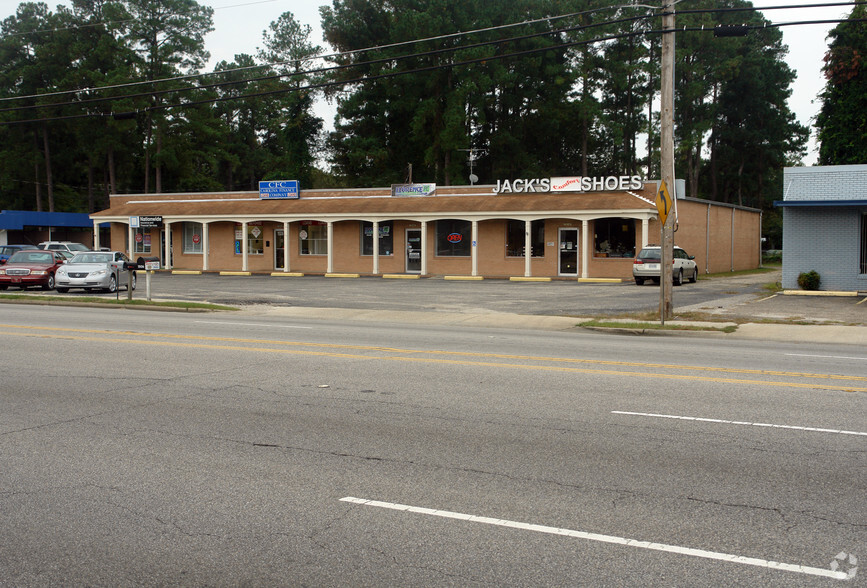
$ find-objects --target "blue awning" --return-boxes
[774,200,867,208]
[0,210,108,230]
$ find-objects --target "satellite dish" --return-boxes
[469,173,479,185]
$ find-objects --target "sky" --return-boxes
[2,0,854,165]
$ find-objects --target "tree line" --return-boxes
[1,0,861,246]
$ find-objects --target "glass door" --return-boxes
[406,229,422,273]
[274,229,285,270]
[559,228,579,275]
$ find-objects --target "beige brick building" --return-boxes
[90,180,761,280]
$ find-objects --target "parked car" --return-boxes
[0,244,31,264]
[633,245,698,285]
[55,251,136,293]
[37,241,91,255]
[0,249,66,290]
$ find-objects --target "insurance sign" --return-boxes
[259,180,300,200]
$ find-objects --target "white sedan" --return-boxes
[55,251,136,293]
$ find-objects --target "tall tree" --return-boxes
[815,4,867,165]
[121,0,213,192]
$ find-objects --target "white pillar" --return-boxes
[202,222,209,271]
[372,221,380,275]
[471,220,478,276]
[164,222,172,270]
[326,221,334,273]
[127,223,134,258]
[420,221,427,276]
[241,221,248,272]
[642,218,649,248]
[524,220,532,277]
[93,221,100,250]
[581,220,589,279]
[283,221,290,272]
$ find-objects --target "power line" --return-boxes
[1,0,858,108]
[0,2,648,104]
[0,9,658,115]
[1,4,863,125]
[5,14,863,127]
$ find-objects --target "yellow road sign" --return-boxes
[656,180,672,225]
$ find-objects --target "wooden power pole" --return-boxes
[659,1,675,322]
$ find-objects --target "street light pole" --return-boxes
[659,0,675,322]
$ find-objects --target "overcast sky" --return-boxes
[5,0,852,165]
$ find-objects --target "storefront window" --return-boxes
[435,219,471,257]
[361,221,394,256]
[506,220,545,257]
[300,223,327,255]
[594,218,635,258]
[184,222,203,254]
[234,223,263,255]
[133,227,151,254]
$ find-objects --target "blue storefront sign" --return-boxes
[259,180,300,200]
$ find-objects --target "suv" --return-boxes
[37,241,91,255]
[633,245,698,286]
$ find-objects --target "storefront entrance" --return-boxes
[274,229,285,270]
[559,228,579,276]
[406,229,422,273]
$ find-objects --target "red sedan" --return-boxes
[0,249,66,290]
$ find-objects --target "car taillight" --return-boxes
[633,259,643,265]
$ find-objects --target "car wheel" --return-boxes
[674,269,683,286]
[130,273,136,291]
[689,268,698,283]
[652,278,660,285]
[105,275,117,293]
[56,287,69,293]
[42,274,55,290]
[0,285,7,290]
[634,277,644,285]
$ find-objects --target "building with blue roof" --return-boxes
[775,165,867,292]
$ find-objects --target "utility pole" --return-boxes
[659,0,675,322]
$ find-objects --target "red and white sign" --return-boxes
[193,234,200,244]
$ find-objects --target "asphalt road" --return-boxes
[1,304,864,586]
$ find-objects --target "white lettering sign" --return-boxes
[494,176,643,194]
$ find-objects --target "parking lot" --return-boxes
[4,268,864,325]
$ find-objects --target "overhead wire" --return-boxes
[0,8,659,115]
[0,2,863,125]
[0,1,644,103]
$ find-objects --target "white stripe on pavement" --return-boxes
[611,411,867,437]
[339,497,848,580]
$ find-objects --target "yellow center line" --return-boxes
[3,326,866,393]
[2,323,865,382]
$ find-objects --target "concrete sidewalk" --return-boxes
[240,301,867,346]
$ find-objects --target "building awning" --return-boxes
[774,199,867,208]
[91,187,659,223]
[0,210,108,229]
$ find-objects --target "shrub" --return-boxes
[797,270,821,290]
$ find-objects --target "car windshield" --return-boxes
[71,253,112,264]
[68,243,90,251]
[9,251,53,264]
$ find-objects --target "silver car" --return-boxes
[55,251,136,293]
[633,245,698,286]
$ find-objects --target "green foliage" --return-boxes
[797,270,821,291]
[0,0,826,213]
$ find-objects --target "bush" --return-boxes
[797,270,821,290]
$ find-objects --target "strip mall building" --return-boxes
[90,177,761,280]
